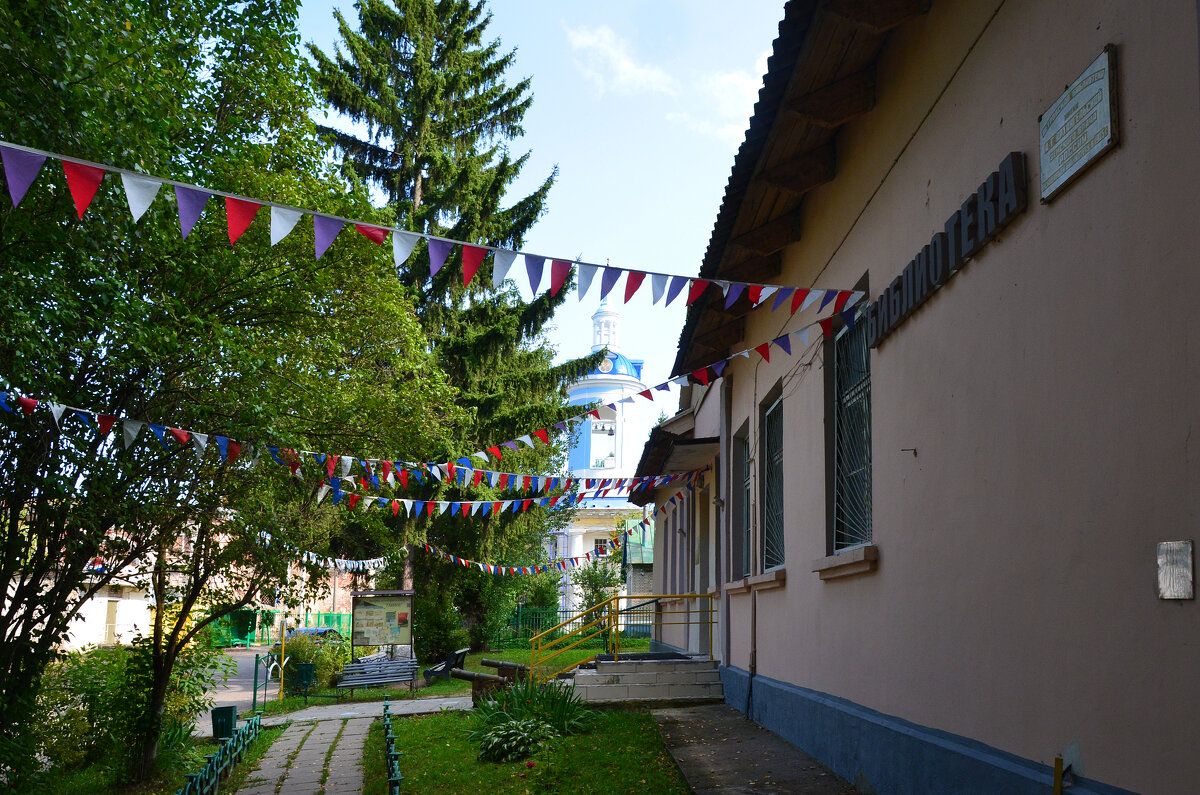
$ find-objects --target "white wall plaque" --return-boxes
[1038,46,1119,202]
[1157,540,1194,600]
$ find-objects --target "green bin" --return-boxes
[292,662,316,693]
[211,705,238,739]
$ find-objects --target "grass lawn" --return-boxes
[242,639,653,718]
[362,709,688,795]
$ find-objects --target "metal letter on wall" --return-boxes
[1039,45,1119,202]
[1157,540,1194,600]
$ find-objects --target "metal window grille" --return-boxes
[761,397,785,569]
[833,319,872,549]
[740,437,752,577]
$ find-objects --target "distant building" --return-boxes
[554,301,651,610]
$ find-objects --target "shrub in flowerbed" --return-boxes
[467,678,594,761]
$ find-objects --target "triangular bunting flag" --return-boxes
[121,173,161,222]
[686,279,710,306]
[532,429,550,445]
[623,270,646,303]
[123,420,144,448]
[1,145,46,207]
[355,223,389,245]
[754,343,771,362]
[175,185,211,239]
[314,215,344,260]
[48,403,66,427]
[62,161,106,218]
[225,197,261,244]
[600,267,621,300]
[772,287,795,311]
[462,245,487,286]
[651,273,667,304]
[774,335,792,356]
[692,367,711,386]
[147,423,169,449]
[550,259,571,296]
[818,290,836,312]
[665,275,688,306]
[192,432,208,461]
[712,360,727,378]
[840,307,857,330]
[14,396,37,415]
[427,238,453,277]
[271,206,302,245]
[724,283,746,309]
[818,316,836,339]
[524,254,545,292]
[168,427,190,445]
[393,230,420,270]
[789,288,810,314]
[746,285,763,305]
[800,290,822,313]
[576,263,598,299]
[492,249,517,287]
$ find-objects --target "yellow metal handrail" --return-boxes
[529,594,715,683]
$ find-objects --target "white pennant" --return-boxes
[517,434,534,448]
[492,249,517,287]
[715,280,731,297]
[393,231,420,269]
[847,290,866,307]
[192,432,208,461]
[317,483,330,504]
[121,174,162,222]
[48,402,66,428]
[270,206,302,245]
[472,452,489,463]
[758,286,778,305]
[438,502,451,516]
[650,273,667,304]
[795,327,810,347]
[247,443,261,468]
[123,420,144,448]
[800,290,822,312]
[340,456,353,478]
[576,263,598,299]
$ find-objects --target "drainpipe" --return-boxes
[746,588,757,717]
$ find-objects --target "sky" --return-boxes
[297,0,786,442]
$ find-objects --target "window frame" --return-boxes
[760,387,785,572]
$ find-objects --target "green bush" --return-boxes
[414,589,469,663]
[281,634,351,687]
[474,718,556,762]
[470,677,594,738]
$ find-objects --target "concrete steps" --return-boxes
[572,657,723,704]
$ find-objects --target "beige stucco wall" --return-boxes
[715,1,1200,791]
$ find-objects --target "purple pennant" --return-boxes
[427,238,453,276]
[771,287,795,311]
[553,421,567,431]
[524,254,545,292]
[174,185,211,239]
[818,290,836,312]
[502,440,519,450]
[665,275,689,306]
[712,360,727,377]
[313,215,344,260]
[840,307,857,330]
[600,267,622,300]
[773,335,792,356]
[0,146,47,207]
[724,283,746,309]
[655,382,670,391]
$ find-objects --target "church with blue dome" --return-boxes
[551,301,653,609]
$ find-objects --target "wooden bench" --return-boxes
[423,647,469,684]
[336,658,419,694]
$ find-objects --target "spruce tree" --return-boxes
[310,0,599,655]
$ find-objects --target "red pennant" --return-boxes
[472,469,483,487]
[225,197,261,244]
[381,460,392,481]
[493,502,502,514]
[550,259,572,296]
[426,502,436,516]
[62,161,106,218]
[461,503,471,517]
[391,500,400,516]
[550,495,561,507]
[227,441,241,464]
[747,286,764,304]
[522,476,531,491]
[686,279,710,306]
[168,427,190,445]
[637,389,653,400]
[691,367,711,386]
[754,343,771,362]
[818,317,836,339]
[462,245,487,286]
[326,455,338,479]
[498,473,510,489]
[355,224,389,245]
[587,409,600,419]
[522,499,532,512]
[360,476,370,491]
[284,449,301,476]
[486,445,502,460]
[623,271,646,303]
[833,290,852,313]
[15,396,37,415]
[564,479,574,490]
[399,469,409,488]
[532,429,550,445]
[97,415,117,436]
[447,461,456,480]
[791,288,810,314]
[347,493,361,510]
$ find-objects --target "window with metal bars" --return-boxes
[760,395,785,570]
[730,428,751,579]
[832,319,872,550]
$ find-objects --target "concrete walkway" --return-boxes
[233,697,472,794]
[653,703,857,794]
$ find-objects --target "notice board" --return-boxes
[351,591,413,647]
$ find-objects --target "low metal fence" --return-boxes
[382,698,404,794]
[175,710,263,795]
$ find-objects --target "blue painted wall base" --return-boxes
[719,666,1134,795]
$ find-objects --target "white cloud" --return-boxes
[564,24,676,95]
[667,49,771,148]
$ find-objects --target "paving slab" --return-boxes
[653,703,857,795]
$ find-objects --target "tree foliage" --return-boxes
[0,0,460,782]
[310,0,602,647]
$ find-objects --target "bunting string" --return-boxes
[0,140,863,313]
